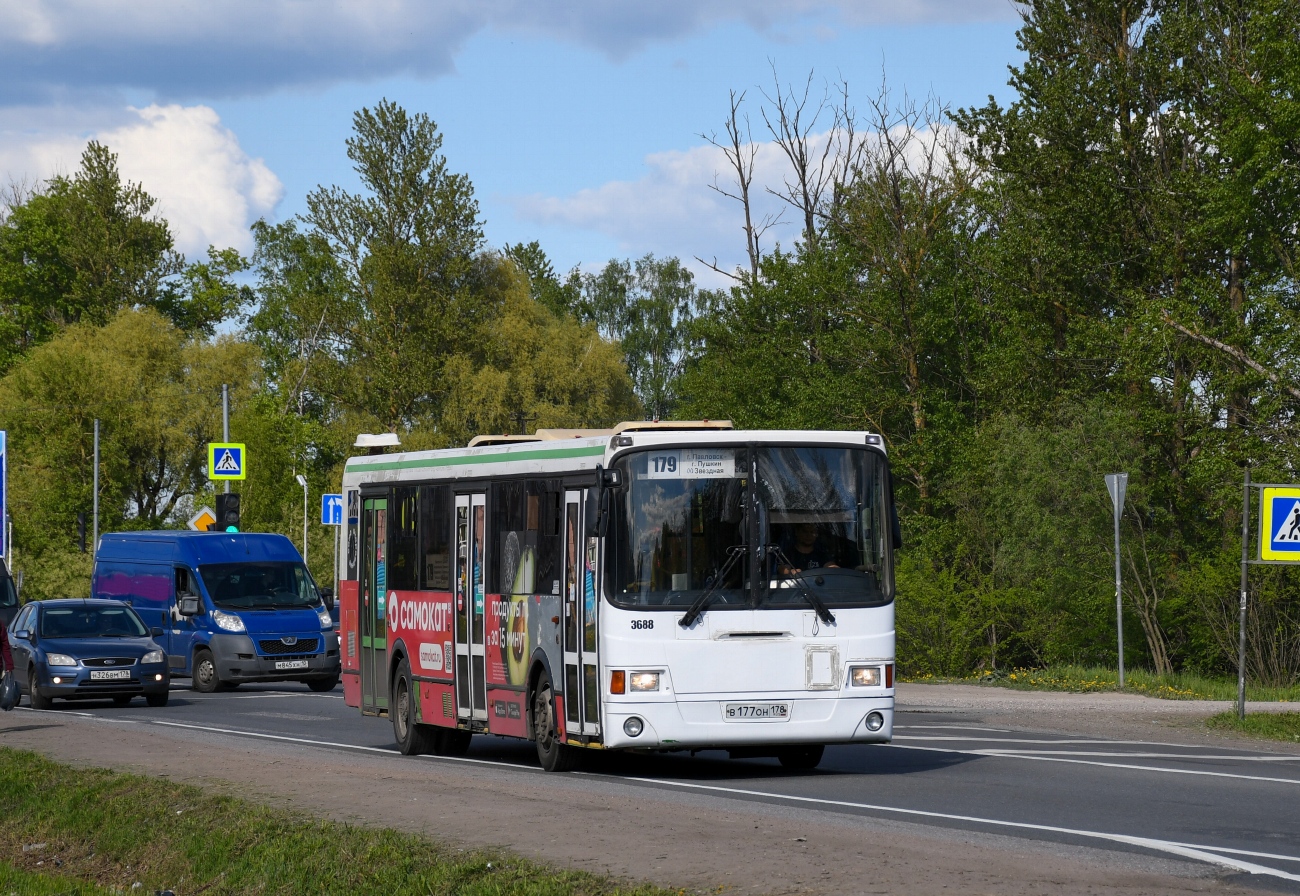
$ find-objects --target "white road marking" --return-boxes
[887,744,1300,785]
[611,775,1300,883]
[895,725,1012,733]
[894,735,1292,753]
[149,720,535,773]
[984,749,1300,761]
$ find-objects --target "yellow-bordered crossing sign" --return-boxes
[1260,487,1300,561]
[208,443,246,481]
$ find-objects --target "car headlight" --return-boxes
[316,605,333,629]
[629,671,660,692]
[211,609,246,632]
[849,665,882,687]
[47,653,77,667]
[142,649,165,664]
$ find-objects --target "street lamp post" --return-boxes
[295,474,308,564]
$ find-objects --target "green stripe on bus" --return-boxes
[345,444,605,472]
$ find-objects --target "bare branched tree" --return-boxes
[759,67,843,250]
[699,90,782,283]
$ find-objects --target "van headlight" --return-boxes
[629,672,660,692]
[316,605,333,629]
[849,665,882,687]
[47,653,77,667]
[143,649,165,664]
[211,609,246,632]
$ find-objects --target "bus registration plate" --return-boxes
[275,660,309,670]
[725,702,789,721]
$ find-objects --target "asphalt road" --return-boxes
[14,682,1300,892]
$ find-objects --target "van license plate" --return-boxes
[90,670,131,680]
[724,702,790,721]
[275,659,309,671]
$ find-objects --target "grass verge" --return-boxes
[904,665,1300,702]
[1207,711,1300,743]
[0,747,678,896]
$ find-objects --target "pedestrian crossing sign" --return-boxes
[208,443,246,481]
[1260,487,1300,561]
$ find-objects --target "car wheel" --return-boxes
[306,674,340,692]
[145,691,169,708]
[27,666,51,710]
[391,657,435,755]
[777,744,824,770]
[432,727,472,756]
[112,695,133,706]
[192,649,221,693]
[532,671,578,772]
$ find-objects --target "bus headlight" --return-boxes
[623,716,644,737]
[865,711,885,731]
[629,671,660,692]
[849,665,882,687]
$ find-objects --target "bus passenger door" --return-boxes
[360,497,388,714]
[563,491,600,737]
[455,493,488,722]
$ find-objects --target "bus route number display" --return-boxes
[646,448,736,479]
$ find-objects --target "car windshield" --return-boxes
[40,605,148,638]
[199,562,320,610]
[607,444,894,611]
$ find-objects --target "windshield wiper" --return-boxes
[767,546,836,625]
[679,545,747,628]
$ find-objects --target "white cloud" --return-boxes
[0,104,283,257]
[0,1,1016,103]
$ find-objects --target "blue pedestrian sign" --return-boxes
[321,493,344,526]
[208,443,246,481]
[0,430,7,559]
[1261,487,1300,562]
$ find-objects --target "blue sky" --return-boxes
[0,1,1025,285]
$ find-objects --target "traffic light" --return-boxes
[216,493,241,532]
[77,513,87,553]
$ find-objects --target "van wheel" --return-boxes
[532,671,578,772]
[433,728,472,757]
[391,657,435,755]
[777,744,824,770]
[306,674,339,692]
[192,649,221,693]
[28,667,51,710]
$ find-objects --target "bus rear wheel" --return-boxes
[532,672,578,772]
[777,744,824,770]
[392,657,435,755]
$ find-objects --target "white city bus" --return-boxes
[337,421,898,771]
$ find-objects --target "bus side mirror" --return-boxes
[888,470,902,550]
[586,464,616,537]
[320,587,335,610]
[178,595,201,617]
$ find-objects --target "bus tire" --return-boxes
[192,649,221,693]
[532,671,578,772]
[434,728,472,756]
[391,657,435,756]
[777,744,824,770]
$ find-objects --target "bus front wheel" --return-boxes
[532,671,578,772]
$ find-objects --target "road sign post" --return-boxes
[0,430,7,564]
[1105,473,1128,688]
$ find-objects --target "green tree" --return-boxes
[0,309,259,599]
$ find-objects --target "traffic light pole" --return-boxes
[222,385,230,496]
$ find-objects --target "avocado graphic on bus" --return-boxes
[507,547,534,685]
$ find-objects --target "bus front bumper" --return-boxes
[600,694,894,750]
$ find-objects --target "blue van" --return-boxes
[92,532,340,692]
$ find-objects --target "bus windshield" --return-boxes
[199,562,321,610]
[607,445,894,611]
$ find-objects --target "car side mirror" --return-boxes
[151,627,165,637]
[178,595,201,617]
[13,629,29,641]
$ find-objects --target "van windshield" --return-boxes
[199,562,320,610]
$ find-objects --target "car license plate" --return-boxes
[275,659,309,671]
[724,702,790,721]
[90,669,131,681]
